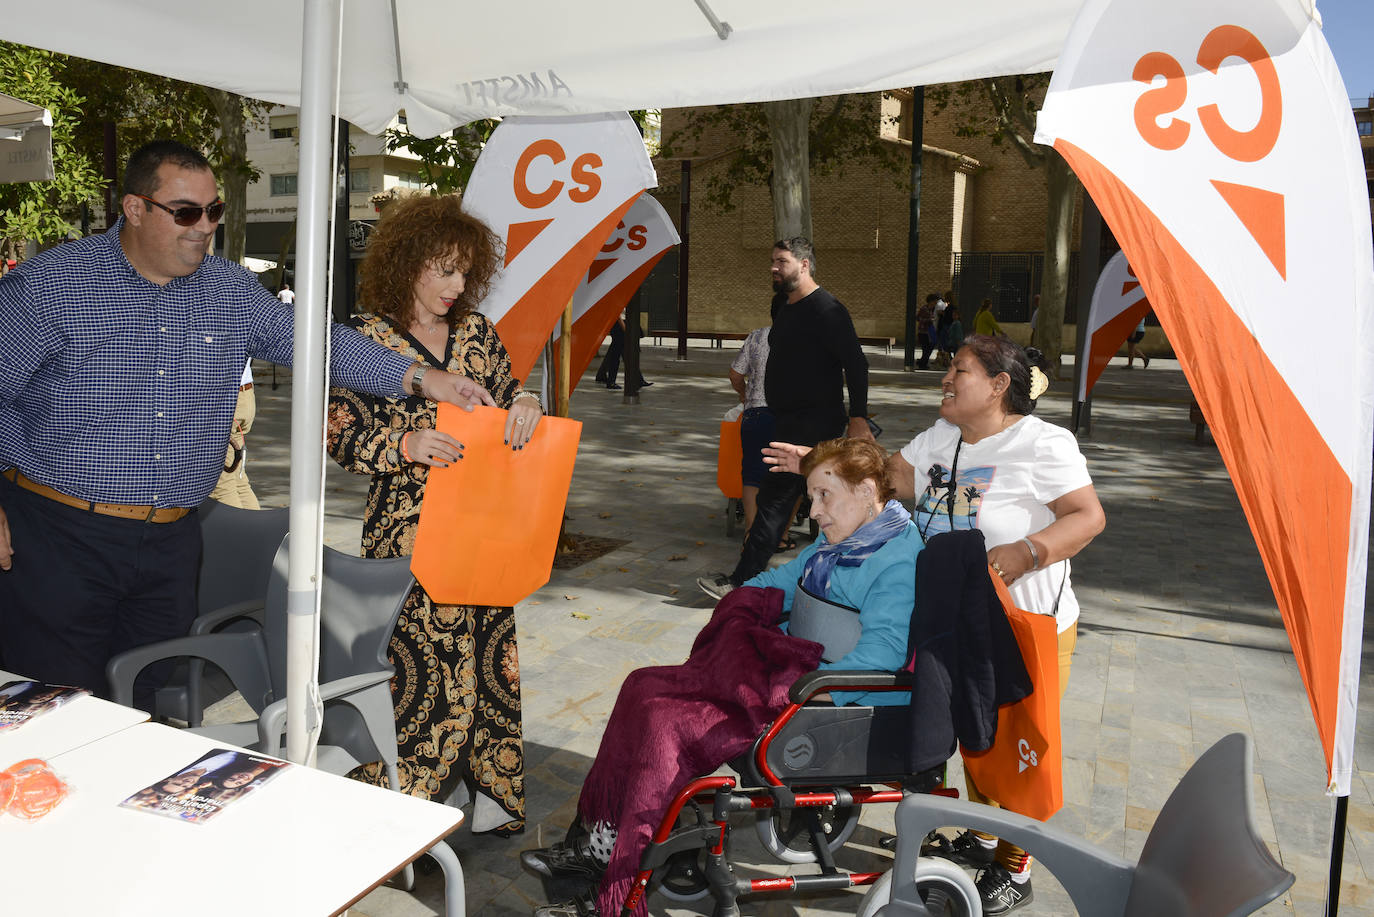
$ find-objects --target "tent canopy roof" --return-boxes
[0,92,51,140]
[0,0,1089,137]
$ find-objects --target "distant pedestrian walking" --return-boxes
[1126,317,1150,368]
[974,298,1003,337]
[594,312,651,390]
[916,293,937,369]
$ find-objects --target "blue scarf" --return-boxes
[800,500,912,597]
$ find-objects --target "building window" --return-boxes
[270,173,298,196]
[639,110,662,156]
[1357,119,1372,137]
[880,90,912,142]
[349,169,370,193]
[269,114,298,140]
[395,171,425,190]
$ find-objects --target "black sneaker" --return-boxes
[921,829,996,869]
[520,840,606,884]
[697,573,736,600]
[976,863,1033,915]
[533,888,600,916]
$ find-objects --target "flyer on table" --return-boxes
[120,747,288,824]
[0,681,88,732]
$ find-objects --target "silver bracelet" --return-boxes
[1020,536,1040,570]
[511,390,542,409]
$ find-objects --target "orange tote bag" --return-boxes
[959,567,1063,821]
[716,417,744,500]
[412,404,581,607]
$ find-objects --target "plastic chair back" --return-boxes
[196,500,290,617]
[263,538,411,694]
[263,536,413,766]
[1122,733,1294,917]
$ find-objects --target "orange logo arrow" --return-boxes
[504,218,555,267]
[1210,180,1286,279]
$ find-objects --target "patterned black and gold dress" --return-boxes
[326,310,526,835]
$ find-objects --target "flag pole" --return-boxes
[558,297,573,417]
[1326,794,1348,916]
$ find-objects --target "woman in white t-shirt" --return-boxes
[765,334,1104,914]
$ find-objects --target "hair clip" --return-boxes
[1029,365,1050,400]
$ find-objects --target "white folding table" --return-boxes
[0,722,464,916]
[0,670,150,762]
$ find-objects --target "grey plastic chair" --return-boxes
[868,733,1293,917]
[149,500,290,725]
[107,536,466,916]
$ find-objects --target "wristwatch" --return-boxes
[409,364,429,397]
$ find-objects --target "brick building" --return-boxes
[647,86,1084,348]
[1357,96,1373,224]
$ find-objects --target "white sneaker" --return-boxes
[697,573,736,600]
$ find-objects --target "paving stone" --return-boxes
[234,349,1372,916]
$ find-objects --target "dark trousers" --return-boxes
[0,474,201,701]
[728,469,807,585]
[917,331,933,369]
[595,324,625,384]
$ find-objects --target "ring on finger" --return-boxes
[515,417,525,424]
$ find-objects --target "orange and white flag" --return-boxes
[1038,0,1374,794]
[1076,250,1151,403]
[464,112,656,381]
[551,194,680,392]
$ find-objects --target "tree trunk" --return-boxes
[762,98,814,241]
[1038,150,1077,378]
[205,88,248,265]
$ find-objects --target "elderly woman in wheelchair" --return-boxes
[522,437,942,916]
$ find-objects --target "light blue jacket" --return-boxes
[746,523,922,705]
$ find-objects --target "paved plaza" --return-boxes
[235,340,1374,916]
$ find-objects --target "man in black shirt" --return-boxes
[699,238,873,599]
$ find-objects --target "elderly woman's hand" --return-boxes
[762,441,812,475]
[504,396,543,450]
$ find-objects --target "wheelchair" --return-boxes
[616,667,981,917]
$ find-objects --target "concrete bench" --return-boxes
[648,330,748,348]
[649,330,896,353]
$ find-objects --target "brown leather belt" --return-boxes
[239,382,254,392]
[1,468,192,523]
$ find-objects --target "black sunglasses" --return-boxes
[134,194,226,227]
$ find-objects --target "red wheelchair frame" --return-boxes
[617,669,955,916]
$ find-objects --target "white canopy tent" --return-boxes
[3,5,1370,910]
[0,2,1087,138]
[0,92,53,184]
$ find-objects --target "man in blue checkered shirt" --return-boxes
[0,140,497,701]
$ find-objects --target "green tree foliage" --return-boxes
[0,44,104,258]
[928,75,1078,375]
[380,111,656,200]
[660,95,905,238]
[381,120,499,196]
[0,43,268,264]
[61,57,269,264]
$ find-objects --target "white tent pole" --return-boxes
[286,0,343,766]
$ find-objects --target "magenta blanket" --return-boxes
[577,586,824,916]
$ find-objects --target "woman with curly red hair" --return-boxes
[327,193,542,836]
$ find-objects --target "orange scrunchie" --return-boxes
[1,758,68,819]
